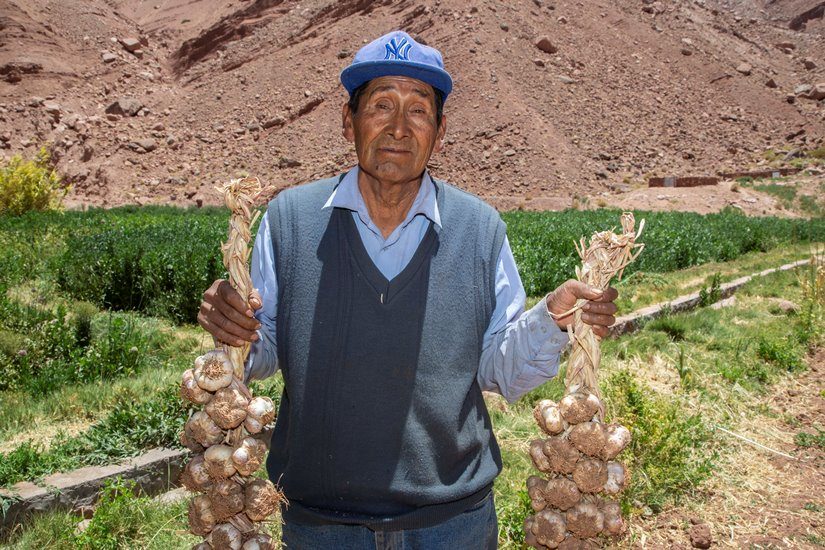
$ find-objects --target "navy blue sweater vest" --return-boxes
[265,175,507,530]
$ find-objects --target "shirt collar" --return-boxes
[322,166,442,229]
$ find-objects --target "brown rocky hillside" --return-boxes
[0,0,823,210]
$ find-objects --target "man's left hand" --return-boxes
[546,280,619,338]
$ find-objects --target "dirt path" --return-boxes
[628,348,825,549]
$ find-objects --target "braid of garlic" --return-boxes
[218,176,262,380]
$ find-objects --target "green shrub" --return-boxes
[602,370,716,513]
[3,206,824,324]
[0,298,161,395]
[0,147,67,215]
[756,336,803,373]
[53,210,230,324]
[74,478,160,550]
[698,273,722,307]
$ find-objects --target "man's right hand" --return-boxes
[198,279,262,347]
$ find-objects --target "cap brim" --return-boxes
[340,60,453,99]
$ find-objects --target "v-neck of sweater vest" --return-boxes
[340,207,438,306]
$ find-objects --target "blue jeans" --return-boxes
[281,492,498,549]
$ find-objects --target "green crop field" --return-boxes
[0,206,823,548]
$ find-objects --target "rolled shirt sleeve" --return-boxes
[244,213,280,383]
[477,237,569,403]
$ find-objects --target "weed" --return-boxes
[795,427,825,450]
[646,315,687,341]
[674,345,694,388]
[752,183,797,208]
[602,370,716,513]
[756,337,803,373]
[74,478,155,550]
[699,273,722,307]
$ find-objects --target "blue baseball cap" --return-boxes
[340,30,453,100]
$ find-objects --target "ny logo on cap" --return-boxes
[384,37,412,61]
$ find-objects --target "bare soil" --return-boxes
[626,347,825,549]
[0,0,823,212]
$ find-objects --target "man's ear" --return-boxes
[342,103,355,143]
[433,114,447,154]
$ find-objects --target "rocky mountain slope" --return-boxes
[1,0,823,209]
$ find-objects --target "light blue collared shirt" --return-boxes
[245,167,568,402]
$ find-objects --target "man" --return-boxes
[198,30,618,549]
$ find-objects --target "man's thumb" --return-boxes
[568,280,603,300]
[248,289,263,310]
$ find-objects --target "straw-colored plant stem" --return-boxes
[219,177,262,381]
[557,213,644,410]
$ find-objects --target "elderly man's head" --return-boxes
[340,31,452,186]
[342,75,446,187]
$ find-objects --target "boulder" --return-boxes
[105,97,143,117]
[794,84,812,95]
[128,138,157,153]
[119,37,141,53]
[735,63,752,76]
[803,83,825,101]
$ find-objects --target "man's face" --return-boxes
[342,76,447,187]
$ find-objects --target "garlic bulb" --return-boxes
[205,387,249,429]
[601,500,625,536]
[194,350,234,392]
[181,368,213,405]
[204,444,237,479]
[572,458,608,494]
[208,523,243,550]
[244,396,276,434]
[209,479,245,522]
[188,411,225,447]
[180,454,212,493]
[529,439,552,473]
[601,424,631,460]
[565,502,604,539]
[244,479,282,522]
[533,400,566,435]
[242,534,274,550]
[231,437,267,476]
[188,494,216,536]
[603,461,627,495]
[532,509,567,548]
[569,422,607,457]
[180,422,205,453]
[559,392,601,425]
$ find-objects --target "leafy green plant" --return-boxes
[674,345,693,388]
[74,478,160,550]
[602,370,716,513]
[795,427,825,450]
[503,209,825,297]
[0,147,67,215]
[756,337,803,373]
[698,273,722,307]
